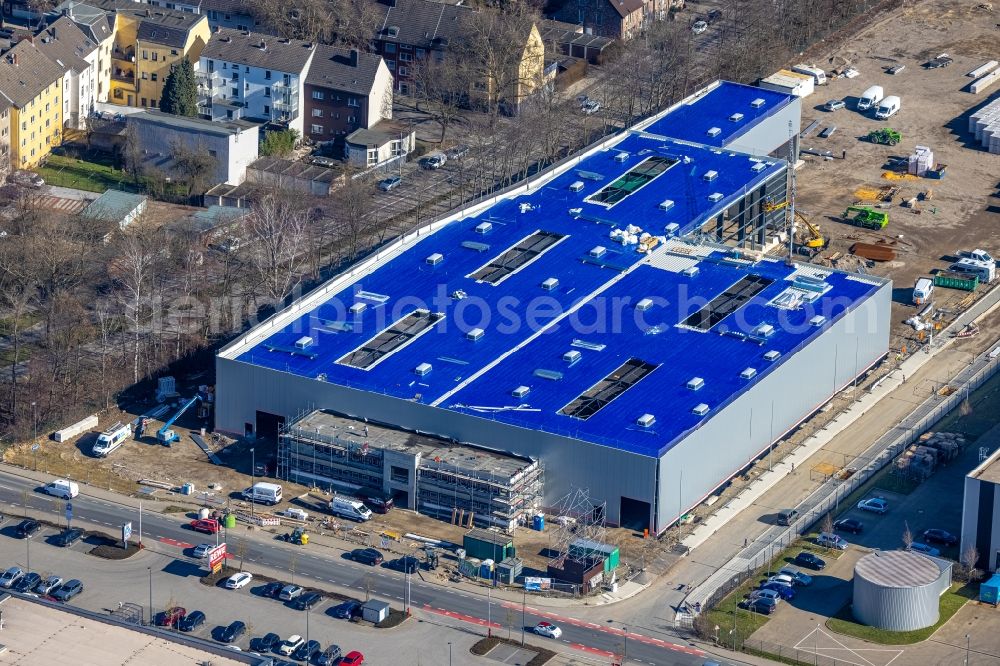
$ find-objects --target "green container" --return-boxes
[934,272,978,291]
[223,513,237,529]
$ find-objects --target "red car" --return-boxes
[339,652,364,666]
[155,606,186,627]
[189,519,220,534]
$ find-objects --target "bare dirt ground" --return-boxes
[793,0,1000,354]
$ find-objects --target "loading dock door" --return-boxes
[255,411,285,441]
[620,496,651,533]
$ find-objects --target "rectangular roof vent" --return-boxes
[636,297,654,311]
[764,350,781,362]
[563,350,582,365]
[708,192,724,203]
[756,323,775,337]
[636,413,655,428]
[512,385,530,398]
[729,112,745,122]
[569,181,585,192]
[295,336,313,349]
[475,222,492,234]
[589,246,607,258]
[703,170,718,182]
[349,302,367,315]
[810,315,827,327]
[534,368,564,381]
[681,265,700,277]
[740,367,758,379]
[462,241,490,252]
[692,403,710,416]
[658,199,675,211]
[414,362,432,376]
[707,127,722,137]
[665,222,680,236]
[751,97,766,108]
[686,377,705,391]
[751,162,767,173]
[614,152,630,163]
[466,327,484,341]
[426,252,443,266]
[541,277,559,290]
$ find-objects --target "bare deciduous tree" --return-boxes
[959,544,982,583]
[902,521,914,550]
[107,224,160,384]
[820,512,833,535]
[243,191,309,302]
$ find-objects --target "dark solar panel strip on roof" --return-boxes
[560,358,657,420]
[469,230,565,285]
[337,309,444,369]
[586,156,677,208]
[679,275,773,331]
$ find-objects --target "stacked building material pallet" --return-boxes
[969,98,1000,153]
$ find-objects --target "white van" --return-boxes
[874,95,901,119]
[913,278,933,305]
[856,85,884,111]
[43,479,79,500]
[329,497,373,522]
[792,64,827,86]
[241,482,282,505]
[92,421,131,457]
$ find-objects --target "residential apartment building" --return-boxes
[35,18,101,129]
[200,0,258,31]
[371,0,544,110]
[60,0,115,102]
[198,28,315,135]
[0,40,64,168]
[303,45,392,148]
[0,100,11,177]
[549,0,665,39]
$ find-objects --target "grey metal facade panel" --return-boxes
[726,96,803,157]
[654,279,891,532]
[960,476,982,568]
[216,356,656,525]
[852,562,948,631]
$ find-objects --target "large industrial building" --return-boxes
[961,447,1000,572]
[216,81,891,534]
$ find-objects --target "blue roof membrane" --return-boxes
[643,81,794,148]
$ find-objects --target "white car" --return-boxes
[533,621,562,639]
[778,567,812,586]
[581,100,600,115]
[691,20,708,34]
[224,572,253,589]
[192,543,214,559]
[278,635,304,656]
[857,498,888,514]
[766,574,794,588]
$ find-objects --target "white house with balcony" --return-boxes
[196,28,315,135]
[35,17,102,129]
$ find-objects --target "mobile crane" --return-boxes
[157,395,202,446]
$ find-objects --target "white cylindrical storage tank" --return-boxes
[199,507,211,520]
[852,550,952,631]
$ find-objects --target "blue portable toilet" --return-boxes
[981,573,1000,605]
[532,514,545,531]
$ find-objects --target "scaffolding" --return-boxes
[547,487,608,568]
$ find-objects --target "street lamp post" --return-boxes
[622,625,628,664]
[147,567,153,625]
[521,587,526,646]
[448,642,452,666]
[965,633,971,665]
[487,585,492,638]
[31,402,37,471]
[249,448,255,521]
[306,604,310,644]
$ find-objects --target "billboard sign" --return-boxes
[208,543,227,574]
[121,521,132,549]
[524,577,551,591]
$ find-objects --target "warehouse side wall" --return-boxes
[961,473,1000,572]
[654,279,891,533]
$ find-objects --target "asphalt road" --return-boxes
[0,469,712,666]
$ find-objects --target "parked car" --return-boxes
[16,519,41,538]
[315,644,343,666]
[35,575,62,596]
[378,176,401,192]
[339,651,365,666]
[833,518,864,534]
[178,610,206,632]
[53,528,84,547]
[745,597,778,615]
[279,584,304,601]
[309,156,339,168]
[262,581,286,598]
[395,556,420,574]
[293,640,322,661]
[351,548,384,566]
[155,607,187,628]
[761,582,795,600]
[909,542,941,556]
[581,100,600,115]
[824,99,846,111]
[794,551,827,570]
[51,579,83,601]
[220,620,246,643]
[747,588,781,604]
[691,19,708,34]
[446,145,470,160]
[922,528,958,546]
[0,567,24,588]
[7,169,44,188]
[816,532,849,550]
[13,572,41,593]
[192,543,214,559]
[291,592,323,611]
[330,600,360,619]
[253,632,281,652]
[857,498,888,514]
[778,567,813,586]
[776,508,799,526]
[189,519,220,534]
[278,635,304,656]
[533,621,562,639]
[224,572,253,589]
[419,153,447,170]
[766,574,795,588]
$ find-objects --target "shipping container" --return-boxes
[933,271,979,291]
[758,70,815,98]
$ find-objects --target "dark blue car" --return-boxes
[761,582,795,600]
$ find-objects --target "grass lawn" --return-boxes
[0,312,41,336]
[826,582,977,644]
[36,154,133,193]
